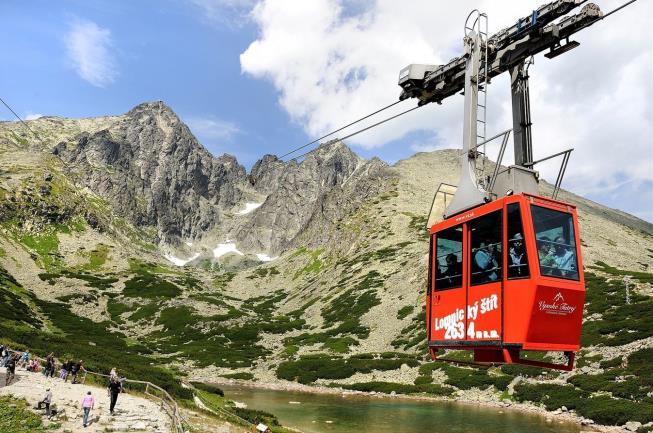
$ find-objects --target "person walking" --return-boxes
[4,354,16,385]
[107,376,122,415]
[37,388,53,416]
[71,360,85,384]
[59,360,69,380]
[18,349,29,368]
[0,345,10,367]
[80,390,95,427]
[44,352,54,378]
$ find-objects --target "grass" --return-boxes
[39,270,119,290]
[293,248,325,279]
[213,272,235,289]
[190,382,224,396]
[123,269,182,298]
[441,364,512,391]
[0,395,57,433]
[247,266,280,279]
[589,261,653,284]
[0,269,190,399]
[19,231,61,271]
[276,354,419,384]
[129,301,161,321]
[0,265,42,329]
[320,270,383,338]
[396,305,414,320]
[513,383,653,425]
[582,273,653,347]
[82,244,110,271]
[391,305,426,350]
[107,300,132,323]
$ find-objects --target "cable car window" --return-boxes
[531,205,579,280]
[507,203,529,279]
[470,211,502,285]
[435,225,463,290]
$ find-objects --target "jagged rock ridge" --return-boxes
[49,102,247,244]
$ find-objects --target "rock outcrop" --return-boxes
[51,102,247,244]
[236,140,392,254]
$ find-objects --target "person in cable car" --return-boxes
[441,253,462,288]
[537,237,556,268]
[553,235,576,277]
[473,242,500,283]
[508,233,527,278]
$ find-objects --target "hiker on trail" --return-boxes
[0,345,9,367]
[4,354,17,385]
[107,376,123,415]
[27,359,41,373]
[71,360,85,384]
[81,390,95,427]
[19,349,29,368]
[44,353,55,378]
[37,388,53,416]
[60,360,72,381]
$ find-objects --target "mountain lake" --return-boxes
[219,383,581,433]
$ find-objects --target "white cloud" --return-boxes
[25,113,43,120]
[241,0,653,218]
[186,116,240,141]
[64,19,118,87]
[188,0,256,27]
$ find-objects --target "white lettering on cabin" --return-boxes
[454,211,475,223]
[434,308,465,339]
[538,292,577,316]
[467,302,478,320]
[480,294,498,314]
[436,294,500,340]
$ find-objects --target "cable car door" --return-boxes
[431,224,467,342]
[466,211,502,342]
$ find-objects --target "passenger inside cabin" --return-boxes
[442,253,462,288]
[508,233,527,277]
[473,242,499,282]
[537,237,556,268]
[553,235,576,276]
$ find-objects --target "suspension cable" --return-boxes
[280,99,407,159]
[0,96,47,147]
[290,103,423,162]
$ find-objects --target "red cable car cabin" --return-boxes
[426,193,585,370]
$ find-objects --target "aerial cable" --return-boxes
[0,95,47,147]
[280,99,406,159]
[289,103,423,162]
[600,0,637,20]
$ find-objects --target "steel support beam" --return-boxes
[510,61,533,167]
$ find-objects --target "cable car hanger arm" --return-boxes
[399,0,637,106]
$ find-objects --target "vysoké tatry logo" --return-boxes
[538,291,576,316]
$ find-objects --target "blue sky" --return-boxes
[1,1,651,221]
[0,0,309,167]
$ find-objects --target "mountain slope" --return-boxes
[1,103,652,430]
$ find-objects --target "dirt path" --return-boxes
[0,367,171,433]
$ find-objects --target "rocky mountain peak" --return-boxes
[126,100,178,118]
[0,101,389,258]
[50,101,248,244]
[234,140,391,254]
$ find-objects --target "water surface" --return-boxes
[220,383,580,433]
